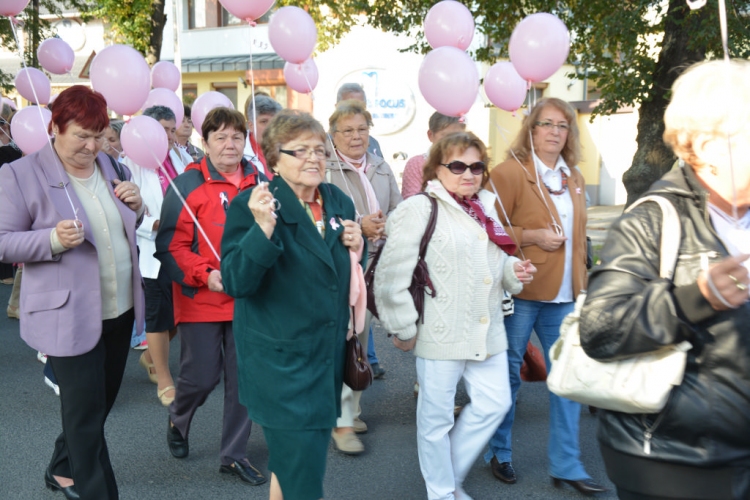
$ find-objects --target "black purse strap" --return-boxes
[416,193,438,262]
[107,154,127,182]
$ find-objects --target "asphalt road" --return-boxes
[0,281,619,500]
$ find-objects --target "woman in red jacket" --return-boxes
[155,107,267,487]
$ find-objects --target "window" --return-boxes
[523,83,548,109]
[213,83,238,109]
[188,0,272,29]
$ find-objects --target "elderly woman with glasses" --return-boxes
[374,131,535,500]
[482,98,606,496]
[221,109,363,500]
[325,98,402,454]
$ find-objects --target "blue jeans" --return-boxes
[483,298,589,480]
[367,326,379,365]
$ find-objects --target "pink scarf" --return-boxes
[450,192,517,256]
[348,247,366,340]
[337,151,381,215]
[158,155,179,195]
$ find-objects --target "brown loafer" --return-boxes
[490,457,517,484]
[552,477,608,495]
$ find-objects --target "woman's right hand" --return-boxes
[392,335,417,352]
[56,219,85,249]
[525,226,567,251]
[697,254,750,310]
[361,210,386,241]
[249,182,276,239]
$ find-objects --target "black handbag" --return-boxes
[365,193,438,324]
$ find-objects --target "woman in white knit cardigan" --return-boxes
[374,132,535,500]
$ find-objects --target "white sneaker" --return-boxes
[37,351,47,364]
[44,376,60,396]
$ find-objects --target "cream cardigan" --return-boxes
[374,180,523,361]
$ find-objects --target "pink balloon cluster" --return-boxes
[37,38,75,75]
[268,7,318,93]
[191,91,234,134]
[15,67,50,105]
[90,44,151,116]
[11,106,51,154]
[418,46,479,117]
[0,0,30,17]
[423,1,474,50]
[218,0,274,22]
[121,115,169,172]
[509,13,570,83]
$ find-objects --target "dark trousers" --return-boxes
[170,321,252,464]
[47,309,135,500]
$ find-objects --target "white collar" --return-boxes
[532,151,570,179]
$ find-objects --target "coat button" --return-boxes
[479,233,487,240]
[330,285,338,292]
[328,321,335,327]
[484,277,492,284]
[325,359,332,365]
[480,317,488,324]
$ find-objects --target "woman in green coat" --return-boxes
[221,109,364,500]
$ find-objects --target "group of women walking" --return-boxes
[1,57,749,500]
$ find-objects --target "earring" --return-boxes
[710,164,718,175]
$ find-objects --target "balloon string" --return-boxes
[301,65,315,99]
[150,151,221,263]
[716,0,738,224]
[248,24,257,141]
[7,17,79,223]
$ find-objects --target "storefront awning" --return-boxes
[172,54,285,74]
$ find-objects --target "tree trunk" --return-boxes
[31,0,39,67]
[146,0,167,66]
[623,0,707,205]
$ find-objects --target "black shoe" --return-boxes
[552,477,608,496]
[167,419,189,458]
[371,363,386,379]
[490,457,517,484]
[219,460,267,486]
[45,467,80,500]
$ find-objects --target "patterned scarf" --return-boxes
[451,192,517,256]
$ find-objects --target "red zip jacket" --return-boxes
[155,157,264,324]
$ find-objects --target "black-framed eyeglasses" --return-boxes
[535,121,570,132]
[280,147,329,160]
[440,161,486,175]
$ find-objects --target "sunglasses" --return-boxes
[440,161,486,175]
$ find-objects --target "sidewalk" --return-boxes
[587,204,624,246]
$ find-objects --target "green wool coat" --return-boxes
[221,176,363,430]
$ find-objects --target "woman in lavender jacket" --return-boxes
[0,86,145,500]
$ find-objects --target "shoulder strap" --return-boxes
[416,193,438,261]
[626,195,681,280]
[106,154,127,182]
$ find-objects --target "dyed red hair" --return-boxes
[49,85,109,135]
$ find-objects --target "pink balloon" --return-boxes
[268,6,317,64]
[14,67,50,105]
[0,0,30,16]
[509,13,570,83]
[151,61,181,92]
[121,115,168,171]
[142,88,184,125]
[90,44,151,116]
[283,59,318,94]
[191,91,234,134]
[424,0,474,50]
[10,106,51,155]
[418,47,479,117]
[218,0,274,22]
[37,38,75,75]
[2,97,16,111]
[484,62,528,112]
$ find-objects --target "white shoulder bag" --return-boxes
[546,195,693,414]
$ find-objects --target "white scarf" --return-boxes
[337,150,381,215]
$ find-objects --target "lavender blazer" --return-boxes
[0,143,145,356]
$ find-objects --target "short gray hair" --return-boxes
[108,119,125,137]
[245,94,282,121]
[336,82,366,103]
[143,105,176,123]
[428,112,463,134]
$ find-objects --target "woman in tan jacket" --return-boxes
[482,98,606,496]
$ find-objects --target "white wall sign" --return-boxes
[337,68,416,136]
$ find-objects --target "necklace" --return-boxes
[544,170,568,196]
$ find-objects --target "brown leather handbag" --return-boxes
[365,193,438,324]
[520,342,547,382]
[344,333,372,391]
